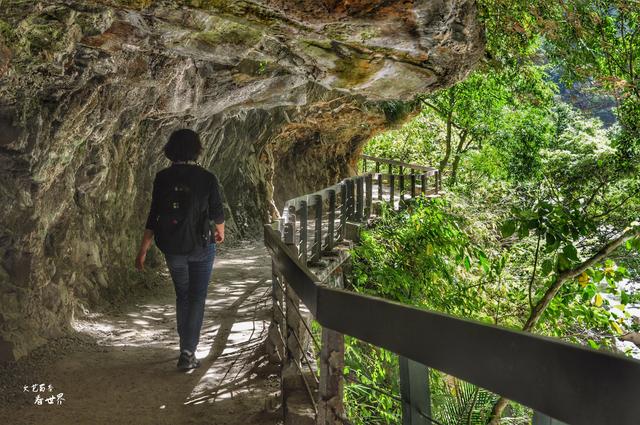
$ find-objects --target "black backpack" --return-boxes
[153,178,210,255]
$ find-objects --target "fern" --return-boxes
[435,377,497,425]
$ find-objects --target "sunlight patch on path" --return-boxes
[7,240,284,425]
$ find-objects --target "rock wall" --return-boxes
[0,0,483,361]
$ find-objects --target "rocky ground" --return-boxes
[0,240,282,425]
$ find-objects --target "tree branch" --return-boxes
[418,98,446,117]
[461,135,475,153]
[418,98,465,132]
[590,187,640,220]
[581,179,609,213]
[524,226,639,332]
[528,233,542,310]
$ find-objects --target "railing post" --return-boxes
[365,174,373,219]
[286,205,297,242]
[284,218,296,245]
[389,174,395,208]
[399,166,405,203]
[311,194,322,264]
[325,189,336,252]
[283,229,301,361]
[399,356,431,425]
[317,268,346,425]
[299,199,308,264]
[280,230,306,421]
[377,173,383,201]
[267,221,286,364]
[356,176,364,222]
[421,174,426,195]
[410,172,416,198]
[339,183,347,241]
[345,179,355,221]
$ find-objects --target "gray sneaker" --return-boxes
[177,350,200,370]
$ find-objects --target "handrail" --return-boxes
[279,157,440,267]
[265,224,640,425]
[269,155,442,423]
[361,154,439,174]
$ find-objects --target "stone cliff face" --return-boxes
[0,0,483,360]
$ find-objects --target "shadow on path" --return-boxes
[0,241,281,425]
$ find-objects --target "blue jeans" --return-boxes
[164,242,216,353]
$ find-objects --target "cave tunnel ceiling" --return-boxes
[0,0,483,361]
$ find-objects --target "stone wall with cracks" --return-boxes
[0,0,484,361]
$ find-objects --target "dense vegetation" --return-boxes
[344,1,640,423]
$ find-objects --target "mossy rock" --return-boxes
[193,19,261,47]
[74,9,115,37]
[333,55,384,88]
[376,99,419,125]
[113,0,153,9]
[0,19,15,43]
[13,8,70,59]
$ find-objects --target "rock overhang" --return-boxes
[0,0,484,361]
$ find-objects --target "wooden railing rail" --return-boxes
[279,155,440,268]
[360,154,439,173]
[269,154,440,424]
[265,223,640,425]
[264,155,640,425]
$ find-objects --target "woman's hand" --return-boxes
[214,222,225,244]
[135,251,146,271]
[136,229,154,271]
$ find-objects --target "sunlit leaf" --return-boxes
[611,321,624,335]
[577,271,589,287]
[594,293,603,307]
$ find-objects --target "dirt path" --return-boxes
[0,241,282,425]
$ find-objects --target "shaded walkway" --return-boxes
[0,241,281,425]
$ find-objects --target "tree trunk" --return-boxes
[438,90,456,175]
[450,130,468,185]
[487,397,510,425]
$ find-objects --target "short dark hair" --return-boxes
[164,129,202,161]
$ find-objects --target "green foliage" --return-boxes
[492,106,556,181]
[615,95,640,170]
[352,2,640,422]
[377,99,419,125]
[365,107,444,164]
[344,339,400,424]
[346,196,531,423]
[352,90,639,425]
[477,0,640,177]
[352,197,489,315]
[432,376,499,425]
[413,64,557,184]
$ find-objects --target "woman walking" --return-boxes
[135,129,225,370]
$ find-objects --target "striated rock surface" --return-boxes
[0,0,483,360]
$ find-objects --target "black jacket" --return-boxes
[145,163,225,232]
